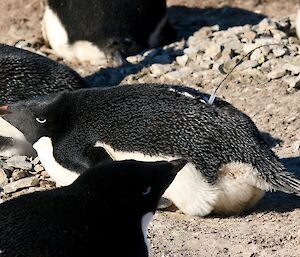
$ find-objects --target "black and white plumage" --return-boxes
[42,0,176,66]
[2,84,300,216]
[0,44,85,103]
[0,43,86,157]
[0,159,185,257]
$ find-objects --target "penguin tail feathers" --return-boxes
[268,170,300,196]
[254,157,300,196]
[259,157,300,196]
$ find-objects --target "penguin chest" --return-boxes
[0,117,35,157]
[33,137,79,186]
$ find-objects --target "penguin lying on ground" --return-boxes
[0,43,86,157]
[1,84,300,216]
[42,0,176,66]
[0,159,185,257]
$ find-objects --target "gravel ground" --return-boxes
[0,0,300,256]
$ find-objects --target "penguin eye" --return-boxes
[142,186,151,195]
[36,117,47,124]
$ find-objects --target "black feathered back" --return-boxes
[0,44,86,104]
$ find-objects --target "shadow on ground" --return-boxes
[169,5,266,38]
[255,156,300,214]
[85,6,266,88]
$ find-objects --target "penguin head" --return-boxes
[75,159,187,215]
[0,93,66,144]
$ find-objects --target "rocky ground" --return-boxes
[0,0,300,256]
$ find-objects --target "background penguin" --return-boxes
[0,159,186,257]
[296,1,300,39]
[1,83,300,216]
[0,43,87,157]
[42,0,177,66]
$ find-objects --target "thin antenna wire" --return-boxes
[207,43,287,105]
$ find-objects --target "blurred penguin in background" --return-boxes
[296,1,300,39]
[42,0,177,66]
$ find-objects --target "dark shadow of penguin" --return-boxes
[1,84,300,217]
[42,0,177,66]
[0,43,87,157]
[0,159,186,257]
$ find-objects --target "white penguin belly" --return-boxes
[213,162,267,215]
[296,7,300,39]
[42,6,108,65]
[33,137,79,186]
[95,142,267,216]
[0,117,35,157]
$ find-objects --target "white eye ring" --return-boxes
[36,117,47,124]
[142,186,151,195]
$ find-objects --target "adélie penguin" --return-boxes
[0,159,186,257]
[1,83,300,216]
[0,43,86,157]
[42,0,176,66]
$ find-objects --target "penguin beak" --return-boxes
[0,105,11,116]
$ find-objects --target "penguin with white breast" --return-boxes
[0,159,185,257]
[42,0,176,66]
[0,43,86,157]
[1,84,300,216]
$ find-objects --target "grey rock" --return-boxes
[176,55,189,66]
[41,170,50,178]
[150,64,171,76]
[243,44,257,54]
[250,49,263,61]
[273,48,287,58]
[272,30,288,41]
[238,60,259,70]
[2,162,14,171]
[242,31,257,41]
[222,57,240,74]
[34,164,44,173]
[31,156,40,165]
[204,44,223,60]
[12,169,27,181]
[183,47,199,60]
[0,168,8,187]
[164,70,183,80]
[165,67,193,80]
[256,18,277,31]
[126,55,143,64]
[288,37,300,45]
[283,63,300,75]
[246,69,270,84]
[260,46,271,56]
[283,75,300,89]
[3,177,39,194]
[200,60,213,70]
[6,155,33,170]
[267,69,287,80]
